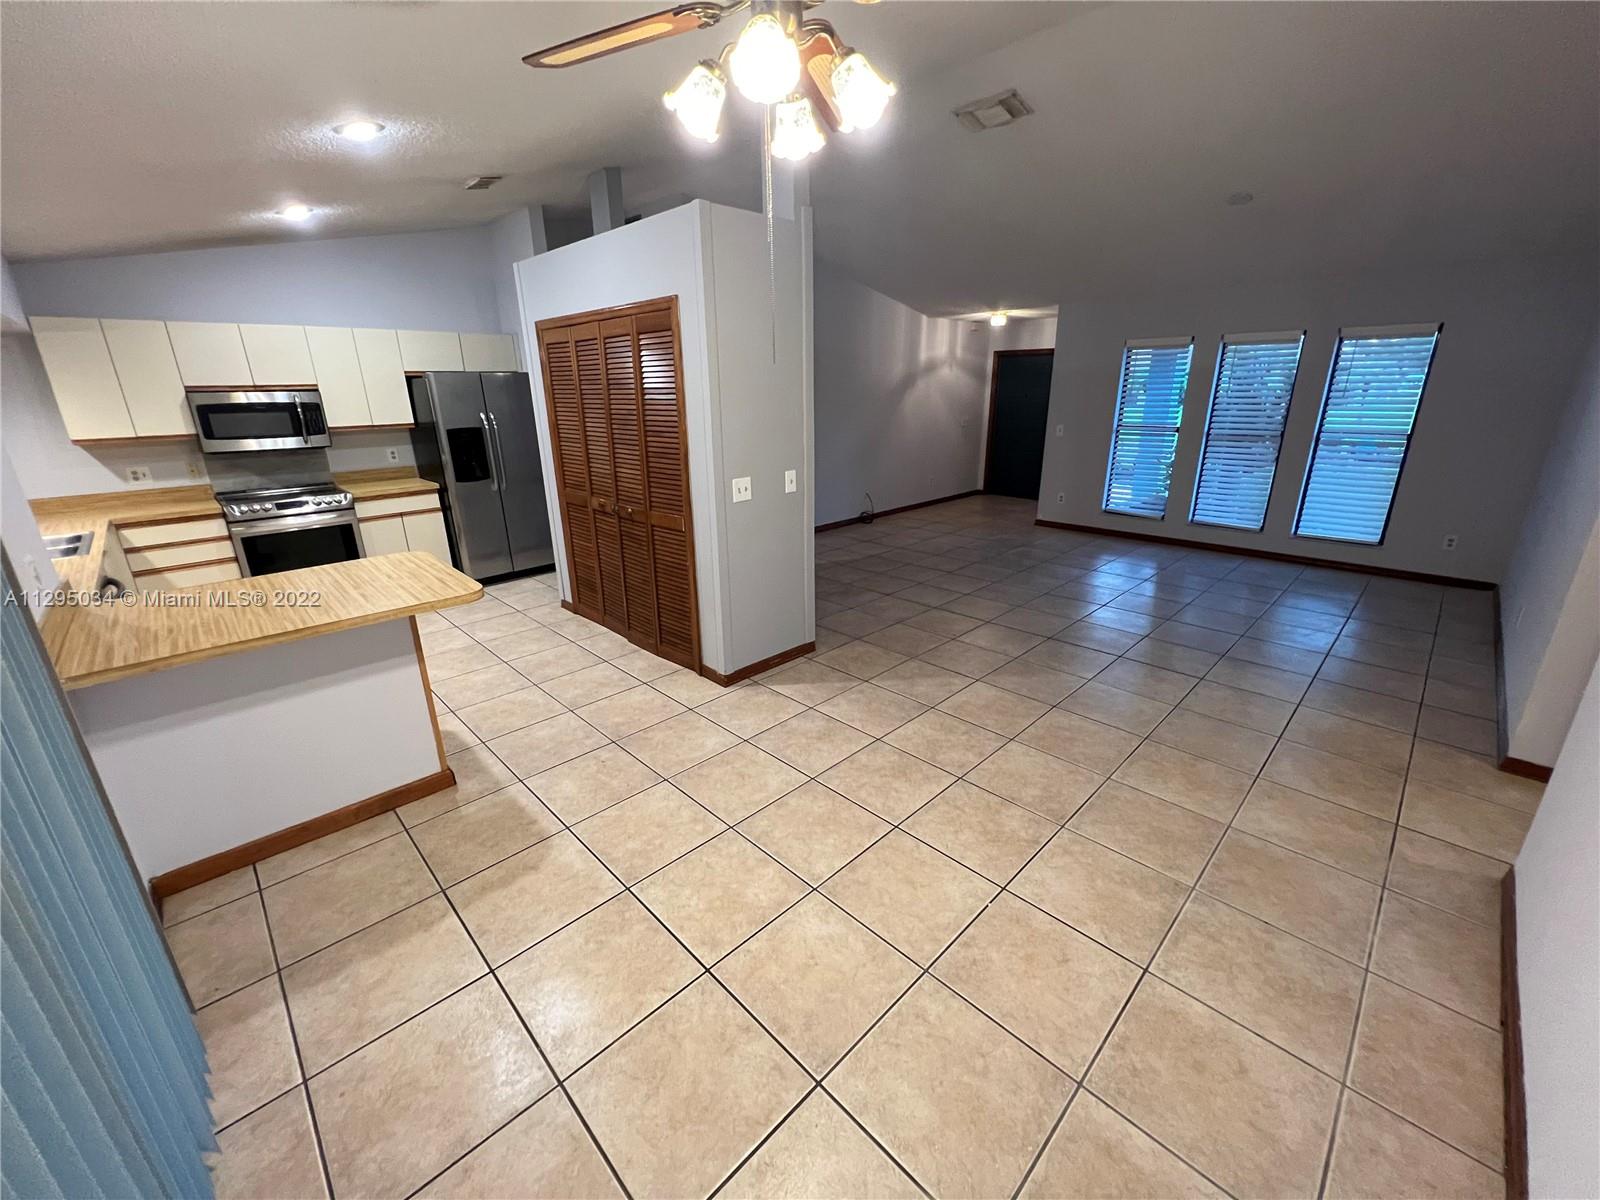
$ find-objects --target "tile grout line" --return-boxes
[186,500,1510,1197]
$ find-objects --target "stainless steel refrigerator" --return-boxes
[407,372,556,579]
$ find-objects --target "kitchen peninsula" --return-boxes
[30,474,481,898]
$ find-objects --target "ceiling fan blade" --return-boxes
[523,3,732,69]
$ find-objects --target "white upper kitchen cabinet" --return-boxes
[352,328,413,424]
[304,326,372,427]
[396,330,464,372]
[166,321,251,387]
[28,317,136,440]
[100,319,191,436]
[460,333,518,372]
[240,324,315,386]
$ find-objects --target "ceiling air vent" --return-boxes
[953,89,1033,132]
[463,175,504,190]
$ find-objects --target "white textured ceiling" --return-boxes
[2,1,1595,316]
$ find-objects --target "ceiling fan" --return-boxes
[523,0,897,161]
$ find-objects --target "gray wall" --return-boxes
[1500,328,1600,764]
[514,201,812,676]
[1035,255,1597,581]
[1,226,517,499]
[813,262,990,525]
[10,225,502,331]
[1515,658,1600,1200]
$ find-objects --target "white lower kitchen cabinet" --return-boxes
[29,317,137,440]
[101,319,191,436]
[358,517,410,557]
[401,511,452,564]
[134,560,242,592]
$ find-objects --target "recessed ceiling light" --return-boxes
[334,120,386,143]
[278,204,315,222]
[1226,191,1254,206]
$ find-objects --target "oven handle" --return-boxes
[228,509,359,538]
[480,411,500,492]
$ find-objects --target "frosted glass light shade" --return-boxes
[663,61,727,142]
[729,13,800,104]
[831,51,896,132]
[771,96,826,161]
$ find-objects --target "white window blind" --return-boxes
[1294,324,1440,545]
[1190,332,1305,531]
[1103,338,1194,518]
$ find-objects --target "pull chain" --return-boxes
[763,104,777,363]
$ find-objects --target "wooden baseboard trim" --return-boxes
[700,640,815,687]
[816,490,982,533]
[1496,755,1554,783]
[149,767,456,901]
[1032,517,1496,590]
[1502,868,1529,1200]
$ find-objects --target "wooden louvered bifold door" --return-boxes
[537,299,699,670]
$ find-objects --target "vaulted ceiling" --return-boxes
[3,1,1595,315]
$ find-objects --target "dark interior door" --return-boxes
[985,351,1054,500]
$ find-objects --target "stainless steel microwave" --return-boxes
[187,389,330,453]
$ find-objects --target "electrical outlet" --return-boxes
[387,447,401,463]
[731,476,752,503]
[1442,534,1459,551]
[125,466,152,484]
[1056,491,1065,503]
[784,469,797,494]
[185,462,205,481]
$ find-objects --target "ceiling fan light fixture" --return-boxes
[831,50,896,131]
[729,11,801,105]
[770,95,825,161]
[664,60,728,142]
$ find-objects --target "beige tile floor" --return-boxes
[167,495,1535,1199]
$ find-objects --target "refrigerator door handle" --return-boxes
[487,412,509,494]
[478,411,500,492]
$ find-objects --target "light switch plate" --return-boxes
[732,476,752,503]
[784,469,797,494]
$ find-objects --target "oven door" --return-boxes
[229,511,365,578]
[190,392,330,453]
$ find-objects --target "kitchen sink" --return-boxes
[42,531,94,558]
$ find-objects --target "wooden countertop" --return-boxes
[46,552,481,691]
[27,474,469,690]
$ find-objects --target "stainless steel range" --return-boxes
[219,482,364,577]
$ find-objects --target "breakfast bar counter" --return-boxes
[28,483,483,897]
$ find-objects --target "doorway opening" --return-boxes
[983,349,1055,500]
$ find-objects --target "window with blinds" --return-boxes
[1294,324,1440,545]
[1189,332,1305,531]
[1103,338,1194,518]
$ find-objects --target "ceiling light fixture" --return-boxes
[989,312,1010,328]
[663,60,728,142]
[728,11,801,104]
[333,120,386,143]
[831,50,897,132]
[771,95,826,161]
[277,204,315,222]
